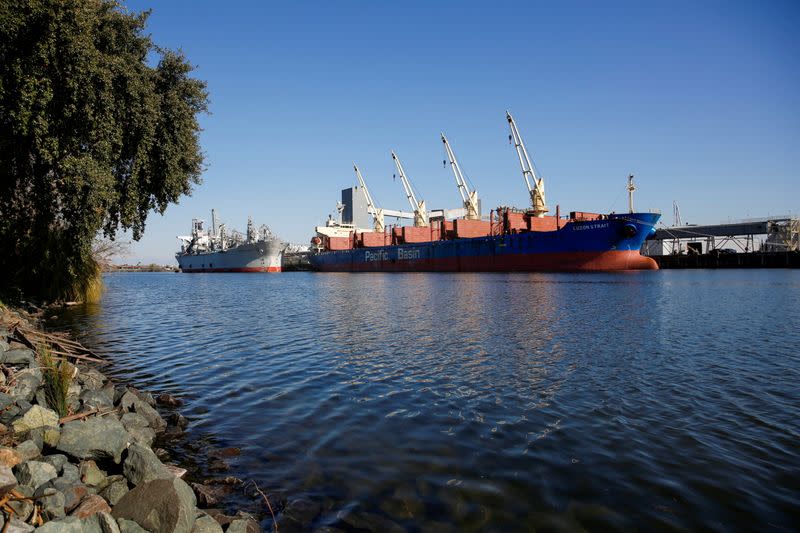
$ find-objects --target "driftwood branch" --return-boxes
[11,326,107,365]
[58,407,117,425]
[247,480,278,532]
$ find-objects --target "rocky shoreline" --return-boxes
[0,306,268,533]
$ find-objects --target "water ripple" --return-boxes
[47,270,800,531]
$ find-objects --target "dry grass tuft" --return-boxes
[39,344,73,417]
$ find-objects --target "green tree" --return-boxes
[0,0,207,301]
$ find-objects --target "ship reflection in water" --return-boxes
[49,271,800,531]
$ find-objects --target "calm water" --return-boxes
[49,271,799,531]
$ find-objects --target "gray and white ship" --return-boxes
[176,210,284,272]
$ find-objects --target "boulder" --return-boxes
[80,460,107,487]
[0,465,17,497]
[57,417,131,463]
[12,405,59,434]
[0,348,34,365]
[62,462,81,483]
[126,426,156,448]
[14,460,57,489]
[191,483,219,507]
[0,516,34,533]
[31,426,62,448]
[8,372,41,402]
[0,446,23,468]
[37,487,66,520]
[32,516,83,533]
[122,443,171,486]
[117,518,151,533]
[191,514,223,533]
[202,510,236,529]
[112,477,197,533]
[118,392,166,432]
[83,511,122,533]
[167,413,188,429]
[62,484,89,512]
[0,404,21,425]
[120,413,149,430]
[43,454,69,473]
[8,484,33,521]
[156,394,184,407]
[80,390,114,411]
[77,368,107,391]
[226,518,259,533]
[99,477,129,506]
[70,494,112,519]
[15,440,41,461]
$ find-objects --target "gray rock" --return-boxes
[38,487,66,520]
[0,393,15,411]
[118,392,166,432]
[0,465,17,497]
[34,516,83,533]
[0,348,34,365]
[117,518,151,533]
[126,426,156,448]
[13,405,60,434]
[8,484,33,521]
[226,519,259,533]
[61,484,89,512]
[96,474,125,492]
[120,412,149,430]
[67,383,82,413]
[27,426,61,448]
[0,339,9,353]
[43,454,69,473]
[122,443,171,486]
[1,516,35,533]
[57,417,131,463]
[77,368,107,391]
[0,403,21,424]
[191,514,223,533]
[80,460,107,487]
[112,477,197,533]
[14,460,57,489]
[16,440,41,461]
[80,389,114,411]
[9,371,41,402]
[83,512,121,533]
[62,462,81,482]
[99,477,129,506]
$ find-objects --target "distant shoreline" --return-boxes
[104,265,178,273]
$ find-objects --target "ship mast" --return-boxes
[441,133,480,220]
[391,151,428,227]
[627,175,636,213]
[354,163,385,233]
[506,111,548,217]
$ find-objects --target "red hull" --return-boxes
[315,250,658,272]
[181,266,281,273]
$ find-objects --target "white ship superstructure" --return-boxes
[176,210,284,272]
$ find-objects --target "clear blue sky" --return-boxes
[120,0,799,264]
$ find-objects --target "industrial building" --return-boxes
[642,217,798,256]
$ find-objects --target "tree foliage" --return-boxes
[0,0,207,300]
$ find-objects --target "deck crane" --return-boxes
[391,151,429,227]
[506,111,548,217]
[441,133,480,220]
[353,164,386,233]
